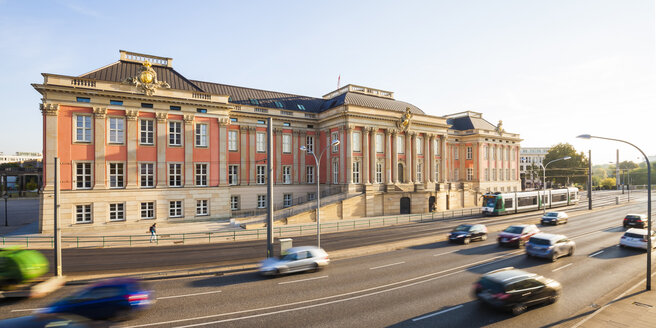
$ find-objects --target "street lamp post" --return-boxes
[539,156,571,214]
[301,139,340,248]
[578,134,652,290]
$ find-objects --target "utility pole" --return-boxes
[616,149,620,190]
[54,157,62,277]
[266,118,274,258]
[588,150,592,210]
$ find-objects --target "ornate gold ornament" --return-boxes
[397,107,413,131]
[496,120,504,134]
[124,60,170,96]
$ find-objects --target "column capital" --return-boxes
[408,131,416,137]
[239,125,249,131]
[218,117,230,126]
[40,103,60,116]
[388,128,398,136]
[248,126,257,132]
[183,114,195,124]
[274,128,283,134]
[365,126,375,134]
[126,109,139,121]
[92,107,106,119]
[156,112,168,122]
[292,129,302,136]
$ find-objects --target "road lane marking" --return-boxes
[589,250,604,257]
[157,290,222,300]
[11,308,43,313]
[278,275,328,285]
[552,263,573,272]
[412,305,464,321]
[433,250,458,257]
[370,262,405,270]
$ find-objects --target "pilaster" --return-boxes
[293,130,301,184]
[183,114,194,187]
[300,131,307,183]
[275,128,283,184]
[156,112,168,188]
[346,125,353,184]
[424,133,430,183]
[390,129,398,184]
[126,109,139,187]
[218,117,229,186]
[249,126,256,185]
[93,107,107,189]
[40,103,59,191]
[240,125,249,185]
[363,127,370,184]
[405,131,412,183]
[441,136,448,184]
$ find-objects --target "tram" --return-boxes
[482,187,579,216]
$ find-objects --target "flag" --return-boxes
[337,74,341,89]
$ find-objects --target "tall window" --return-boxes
[230,196,240,211]
[75,115,92,142]
[282,134,292,153]
[256,165,266,184]
[140,119,154,145]
[484,168,489,181]
[506,168,510,180]
[306,135,314,153]
[434,139,440,156]
[306,166,314,184]
[467,168,473,181]
[256,132,266,152]
[257,195,266,208]
[109,117,124,144]
[498,148,502,161]
[484,146,489,160]
[141,202,154,219]
[375,162,383,183]
[493,168,497,181]
[228,130,238,151]
[140,163,154,188]
[169,163,182,187]
[75,162,92,189]
[352,161,360,184]
[331,131,339,152]
[196,200,209,216]
[109,203,125,221]
[454,147,459,160]
[195,123,207,147]
[417,163,423,182]
[169,201,182,217]
[492,147,496,160]
[109,163,124,188]
[352,131,361,152]
[169,121,182,146]
[466,147,472,160]
[76,204,92,223]
[417,137,423,155]
[228,165,239,185]
[435,162,440,181]
[196,163,208,186]
[376,134,384,153]
[283,194,292,208]
[506,149,510,161]
[397,135,405,153]
[283,166,291,184]
[332,160,339,184]
[454,168,459,181]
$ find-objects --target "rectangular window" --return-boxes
[307,192,316,201]
[140,119,154,145]
[109,203,125,221]
[257,120,266,125]
[257,195,266,209]
[375,162,383,183]
[454,168,459,181]
[376,134,384,153]
[228,165,239,185]
[454,147,459,160]
[196,163,208,186]
[493,168,497,181]
[467,168,473,181]
[256,132,266,152]
[169,163,182,187]
[283,166,291,184]
[110,100,123,106]
[140,163,154,188]
[306,166,314,184]
[108,117,125,144]
[435,162,440,181]
[484,168,489,181]
[196,200,209,216]
[283,194,292,208]
[76,97,90,103]
[169,201,183,218]
[434,139,440,156]
[498,148,502,161]
[230,196,240,211]
[352,131,361,152]
[506,168,510,180]
[256,165,266,184]
[397,135,405,154]
[197,108,207,113]
[466,147,472,160]
[228,130,238,151]
[141,103,154,108]
[283,122,291,127]
[274,101,284,108]
[506,149,510,161]
[75,162,92,189]
[492,147,496,160]
[170,105,181,111]
[109,163,124,188]
[75,204,92,223]
[331,132,339,153]
[230,118,238,123]
[352,161,360,184]
[282,134,292,153]
[417,137,423,155]
[75,115,92,142]
[417,163,423,182]
[484,146,489,160]
[306,135,314,153]
[195,123,208,147]
[141,202,155,219]
[333,160,339,184]
[169,121,182,146]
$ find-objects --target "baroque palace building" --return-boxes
[34,50,521,233]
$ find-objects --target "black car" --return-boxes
[623,214,647,229]
[448,224,488,244]
[473,267,562,315]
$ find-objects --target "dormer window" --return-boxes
[249,99,259,105]
[274,101,284,108]
[297,104,306,110]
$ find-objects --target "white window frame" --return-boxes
[141,202,155,220]
[108,117,125,144]
[196,163,208,187]
[228,165,239,185]
[283,165,292,184]
[74,115,92,143]
[331,132,339,153]
[484,168,489,181]
[416,137,423,155]
[169,121,182,146]
[307,192,316,201]
[454,168,459,181]
[306,165,314,184]
[282,134,292,153]
[230,196,240,211]
[195,123,208,147]
[352,160,360,184]
[484,146,489,160]
[467,168,473,181]
[109,203,125,221]
[74,161,92,190]
[108,162,125,188]
[375,161,383,184]
[256,165,266,184]
[257,195,266,209]
[376,133,384,153]
[352,131,361,152]
[75,204,92,223]
[397,135,405,154]
[140,119,154,145]
[256,132,266,152]
[332,160,339,184]
[169,200,183,218]
[454,147,459,160]
[196,199,209,216]
[466,146,472,160]
[140,162,155,188]
[434,139,440,156]
[283,194,292,208]
[435,162,440,181]
[417,162,423,182]
[306,135,314,153]
[168,163,182,187]
[228,130,238,151]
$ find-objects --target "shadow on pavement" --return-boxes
[455,242,510,256]
[408,240,451,250]
[188,271,264,289]
[388,300,515,328]
[592,244,644,260]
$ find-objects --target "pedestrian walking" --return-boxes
[149,223,157,243]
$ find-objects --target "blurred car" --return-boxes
[623,214,647,229]
[40,278,153,321]
[497,224,540,248]
[259,246,329,276]
[0,313,97,328]
[448,224,488,244]
[541,212,568,225]
[526,233,575,261]
[619,228,656,250]
[473,267,561,316]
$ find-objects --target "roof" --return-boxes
[530,233,565,241]
[625,228,649,235]
[447,114,497,131]
[320,92,424,114]
[485,269,536,284]
[80,61,203,92]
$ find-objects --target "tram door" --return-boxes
[400,197,411,214]
[428,196,436,212]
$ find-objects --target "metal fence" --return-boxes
[231,185,345,218]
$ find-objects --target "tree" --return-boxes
[619,161,638,170]
[543,143,589,186]
[600,177,616,190]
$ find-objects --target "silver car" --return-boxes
[259,246,330,276]
[526,233,575,261]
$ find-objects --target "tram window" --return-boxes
[504,199,513,209]
[518,196,537,207]
[542,195,548,204]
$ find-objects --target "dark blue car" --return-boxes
[448,224,488,244]
[41,278,153,321]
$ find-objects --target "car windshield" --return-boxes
[485,198,496,208]
[281,253,298,261]
[545,212,558,217]
[503,226,524,234]
[453,225,471,232]
[478,277,505,293]
[627,215,641,220]
[530,238,551,245]
[624,233,645,239]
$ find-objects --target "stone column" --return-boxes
[300,131,307,183]
[424,133,430,183]
[92,107,107,189]
[275,128,282,184]
[239,125,248,185]
[156,113,168,188]
[441,136,448,183]
[405,132,412,183]
[183,114,195,187]
[346,125,353,185]
[126,110,139,188]
[362,127,370,184]
[293,130,300,184]
[369,127,376,184]
[391,130,398,183]
[249,126,256,185]
[40,104,59,191]
[326,130,332,185]
[340,126,346,184]
[218,117,229,186]
[428,134,435,183]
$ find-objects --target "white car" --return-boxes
[259,246,330,276]
[619,228,656,250]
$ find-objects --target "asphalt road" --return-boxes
[2,192,652,328]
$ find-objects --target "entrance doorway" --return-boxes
[400,197,411,214]
[428,196,436,212]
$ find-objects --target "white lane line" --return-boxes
[412,305,464,321]
[433,250,458,257]
[11,308,43,313]
[370,261,405,270]
[157,290,222,300]
[278,275,328,285]
[589,250,604,257]
[551,263,573,272]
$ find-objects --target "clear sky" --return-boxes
[0,0,653,164]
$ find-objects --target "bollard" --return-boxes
[616,196,620,205]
